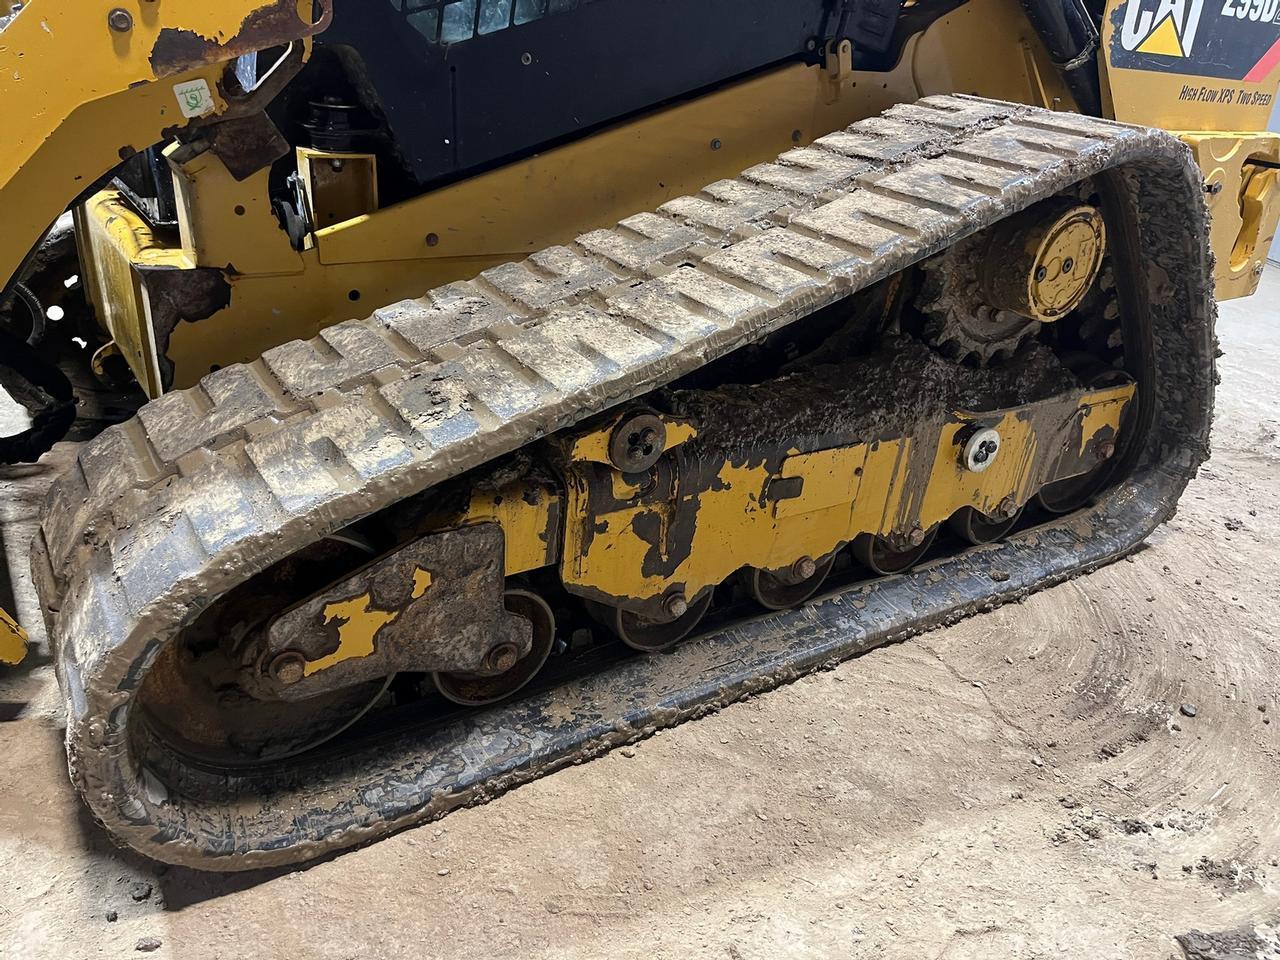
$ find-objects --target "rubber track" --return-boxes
[32,95,1212,868]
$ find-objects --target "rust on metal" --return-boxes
[149,0,334,78]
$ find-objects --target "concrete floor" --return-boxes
[1,271,1278,959]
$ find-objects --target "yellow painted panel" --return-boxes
[304,592,399,676]
[918,413,1037,529]
[774,446,867,519]
[0,0,326,290]
[849,441,913,538]
[465,484,558,575]
[1079,385,1134,455]
[1181,132,1280,299]
[1101,0,1280,130]
[0,608,28,667]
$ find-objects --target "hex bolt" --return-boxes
[1096,439,1117,461]
[792,556,817,580]
[906,526,926,547]
[663,592,689,619]
[624,426,660,466]
[485,642,520,674]
[269,651,307,686]
[107,7,133,31]
[964,428,1001,473]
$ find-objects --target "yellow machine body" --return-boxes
[74,0,1089,394]
[1100,0,1280,296]
[62,0,1280,396]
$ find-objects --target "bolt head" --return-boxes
[1096,439,1117,461]
[486,642,520,674]
[1034,265,1048,283]
[907,526,926,547]
[710,138,722,151]
[963,428,1001,473]
[664,593,689,619]
[270,652,306,686]
[793,556,817,580]
[635,427,660,458]
[107,7,133,31]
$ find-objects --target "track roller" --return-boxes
[747,554,837,610]
[592,591,714,652]
[851,528,938,576]
[433,589,556,706]
[949,505,1024,545]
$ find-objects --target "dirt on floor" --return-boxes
[1,275,1279,960]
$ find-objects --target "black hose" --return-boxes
[1019,0,1104,117]
[1,282,47,346]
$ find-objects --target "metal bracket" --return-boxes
[822,38,854,104]
[257,523,532,701]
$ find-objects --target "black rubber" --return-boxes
[0,329,76,464]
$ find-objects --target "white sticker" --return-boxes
[173,79,215,119]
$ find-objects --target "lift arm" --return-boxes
[0,0,331,294]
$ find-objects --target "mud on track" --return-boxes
[0,277,1277,957]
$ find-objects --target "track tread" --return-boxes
[33,95,1212,870]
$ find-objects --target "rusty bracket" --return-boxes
[149,0,334,79]
[256,522,531,701]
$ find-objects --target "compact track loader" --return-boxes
[0,0,1277,869]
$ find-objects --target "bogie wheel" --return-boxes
[949,506,1023,545]
[1034,470,1110,515]
[433,589,556,706]
[748,554,836,610]
[851,528,937,576]
[593,590,714,653]
[1035,368,1132,515]
[135,533,396,767]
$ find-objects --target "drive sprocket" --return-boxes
[915,233,1043,366]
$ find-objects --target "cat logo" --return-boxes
[1119,0,1205,56]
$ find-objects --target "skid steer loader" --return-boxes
[0,0,1276,869]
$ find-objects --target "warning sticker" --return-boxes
[1109,0,1280,80]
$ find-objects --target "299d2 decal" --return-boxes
[1111,0,1280,80]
